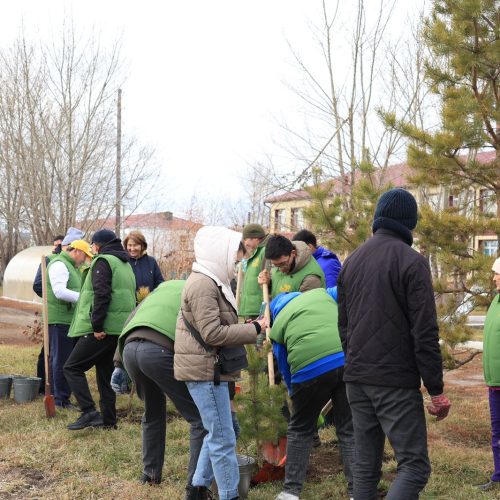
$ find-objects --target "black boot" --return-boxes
[185,485,211,500]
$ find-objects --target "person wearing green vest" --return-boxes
[257,235,325,299]
[109,280,207,490]
[478,258,500,491]
[238,223,269,320]
[269,289,354,500]
[64,229,136,431]
[34,233,64,395]
[46,239,93,409]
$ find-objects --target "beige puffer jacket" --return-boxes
[174,226,258,382]
[174,271,258,382]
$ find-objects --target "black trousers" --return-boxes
[64,334,117,425]
[346,383,431,500]
[284,367,354,496]
[123,339,207,485]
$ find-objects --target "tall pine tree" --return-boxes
[383,0,500,365]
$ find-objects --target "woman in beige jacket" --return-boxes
[175,226,267,500]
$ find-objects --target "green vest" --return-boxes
[46,252,82,325]
[118,280,185,354]
[483,295,500,386]
[239,244,266,317]
[69,254,136,337]
[270,288,342,374]
[271,256,325,299]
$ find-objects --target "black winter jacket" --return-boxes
[91,239,132,332]
[337,228,443,396]
[129,254,164,292]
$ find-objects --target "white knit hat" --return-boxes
[492,258,500,274]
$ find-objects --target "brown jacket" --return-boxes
[174,271,258,382]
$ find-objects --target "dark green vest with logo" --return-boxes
[271,257,325,299]
[118,279,185,355]
[69,254,136,337]
[46,252,82,325]
[239,244,266,317]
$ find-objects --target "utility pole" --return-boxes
[115,88,122,236]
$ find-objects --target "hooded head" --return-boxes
[270,292,301,321]
[193,226,242,286]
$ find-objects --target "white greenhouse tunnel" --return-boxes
[2,246,53,303]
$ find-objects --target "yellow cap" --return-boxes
[70,240,94,258]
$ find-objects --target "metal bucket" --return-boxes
[237,454,256,499]
[13,377,41,403]
[0,375,12,399]
[209,454,256,499]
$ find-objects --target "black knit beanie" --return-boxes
[91,229,117,246]
[372,188,418,245]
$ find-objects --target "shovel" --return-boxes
[261,283,275,386]
[41,256,56,418]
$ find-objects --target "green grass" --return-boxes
[0,345,496,499]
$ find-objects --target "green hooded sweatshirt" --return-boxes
[118,280,185,355]
[270,288,342,374]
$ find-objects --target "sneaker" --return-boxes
[476,480,500,491]
[275,493,299,500]
[67,410,104,430]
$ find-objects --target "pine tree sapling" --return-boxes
[235,345,288,461]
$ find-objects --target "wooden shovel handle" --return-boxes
[41,256,56,417]
[262,283,275,386]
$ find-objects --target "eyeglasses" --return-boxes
[272,256,291,269]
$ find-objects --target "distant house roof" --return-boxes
[264,150,496,204]
[93,211,203,233]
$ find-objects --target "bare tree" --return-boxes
[0,22,156,275]
[261,0,430,198]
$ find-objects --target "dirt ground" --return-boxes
[0,297,41,346]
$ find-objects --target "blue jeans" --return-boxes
[186,381,239,500]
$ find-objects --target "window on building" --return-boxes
[448,195,455,208]
[481,240,498,257]
[480,189,496,215]
[291,207,305,231]
[274,209,285,231]
[426,193,442,211]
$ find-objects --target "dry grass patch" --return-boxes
[0,345,497,499]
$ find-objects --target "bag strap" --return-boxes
[182,313,221,385]
[182,314,212,351]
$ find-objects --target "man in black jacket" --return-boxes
[337,188,451,500]
[64,229,136,430]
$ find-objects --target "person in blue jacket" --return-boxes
[293,229,341,287]
[270,287,354,500]
[123,231,164,294]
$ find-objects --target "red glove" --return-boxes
[426,394,451,421]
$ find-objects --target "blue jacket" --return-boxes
[129,254,164,292]
[313,246,341,288]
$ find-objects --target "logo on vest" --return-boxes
[279,284,292,293]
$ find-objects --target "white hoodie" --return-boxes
[192,226,242,310]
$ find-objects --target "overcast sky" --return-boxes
[0,0,426,215]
